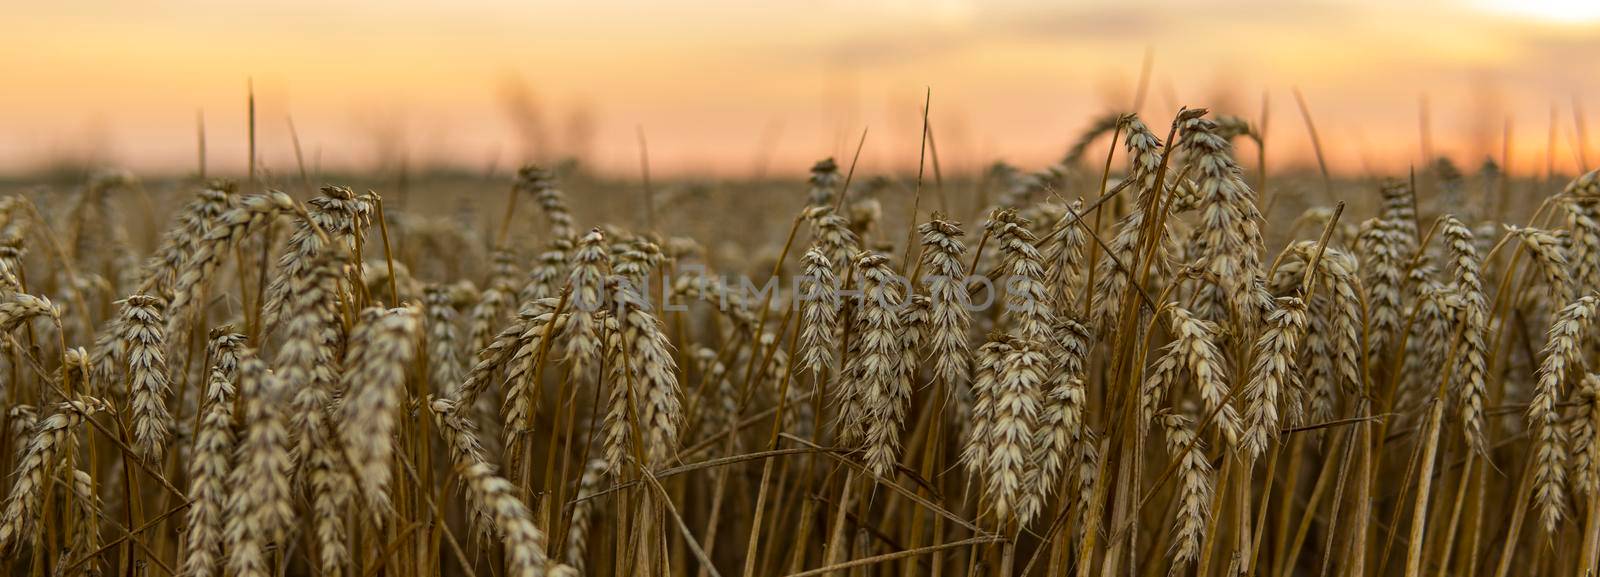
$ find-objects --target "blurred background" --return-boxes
[2,0,1598,179]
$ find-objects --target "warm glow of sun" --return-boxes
[1476,0,1600,24]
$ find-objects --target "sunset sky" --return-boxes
[3,0,1598,178]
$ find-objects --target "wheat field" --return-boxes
[0,107,1598,577]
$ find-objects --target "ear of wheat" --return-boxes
[223,356,293,577]
[137,182,235,296]
[500,302,570,472]
[804,206,860,280]
[120,294,172,460]
[798,247,840,376]
[1241,296,1308,461]
[988,210,1054,343]
[1022,317,1092,523]
[1158,410,1214,571]
[1177,110,1265,326]
[1442,215,1491,453]
[1530,295,1598,533]
[178,329,244,577]
[167,192,295,347]
[963,338,1013,481]
[261,186,371,332]
[983,337,1045,527]
[339,306,421,519]
[0,399,105,552]
[1165,304,1241,445]
[850,252,910,478]
[460,462,566,577]
[516,165,575,243]
[918,218,972,391]
[563,458,607,573]
[565,228,611,380]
